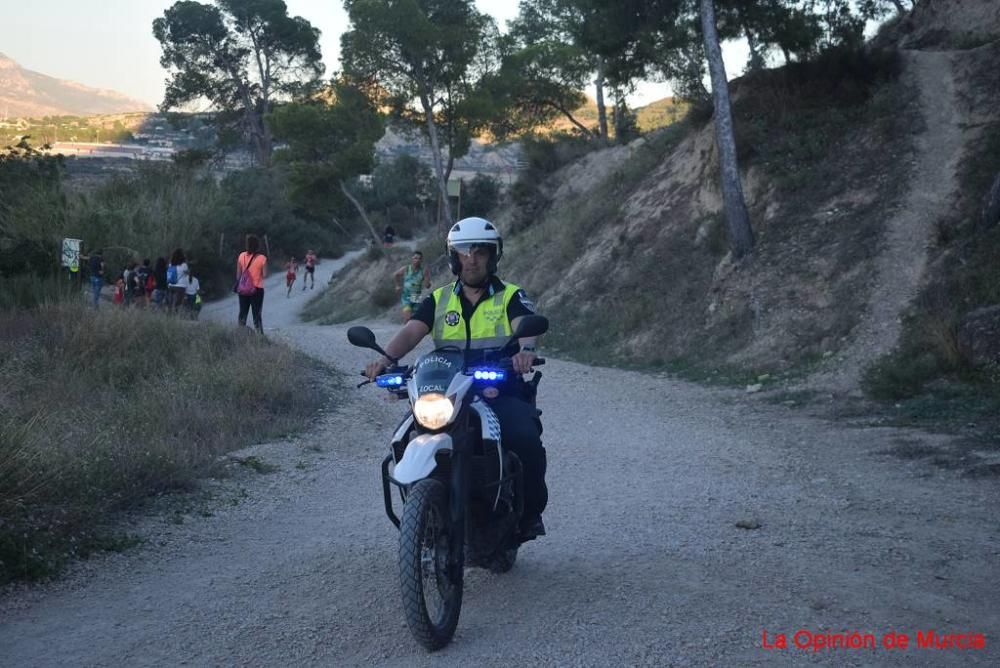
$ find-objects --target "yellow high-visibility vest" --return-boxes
[431,281,520,351]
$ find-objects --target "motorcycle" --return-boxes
[348,315,548,651]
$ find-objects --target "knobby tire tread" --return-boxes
[399,478,462,651]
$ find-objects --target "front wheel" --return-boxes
[399,479,463,651]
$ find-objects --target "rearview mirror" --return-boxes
[347,326,397,364]
[347,326,378,350]
[512,314,548,340]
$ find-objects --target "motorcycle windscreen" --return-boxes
[411,349,464,396]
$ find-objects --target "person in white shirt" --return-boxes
[184,273,201,319]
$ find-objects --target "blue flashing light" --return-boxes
[472,368,505,382]
[376,374,405,387]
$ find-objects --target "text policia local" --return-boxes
[762,629,987,652]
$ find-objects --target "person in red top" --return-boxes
[285,256,298,298]
[236,234,268,333]
[303,249,317,290]
[112,273,125,306]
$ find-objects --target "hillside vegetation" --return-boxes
[313,47,913,373]
[507,48,912,375]
[0,151,343,304]
[308,30,1000,438]
[861,39,1000,427]
[0,306,327,583]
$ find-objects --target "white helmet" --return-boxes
[447,217,503,275]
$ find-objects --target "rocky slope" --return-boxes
[0,52,151,118]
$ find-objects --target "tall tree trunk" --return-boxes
[982,173,1000,229]
[222,50,271,167]
[445,152,455,188]
[250,33,273,167]
[418,87,454,233]
[258,110,273,166]
[239,101,271,166]
[743,20,765,72]
[701,0,754,258]
[595,59,609,141]
[339,180,382,249]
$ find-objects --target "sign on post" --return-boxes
[61,238,82,272]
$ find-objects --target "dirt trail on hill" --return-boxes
[812,50,963,392]
[2,255,999,665]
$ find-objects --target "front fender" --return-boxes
[393,433,453,484]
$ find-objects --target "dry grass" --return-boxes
[0,273,80,311]
[0,304,327,583]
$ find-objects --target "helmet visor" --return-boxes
[449,241,497,257]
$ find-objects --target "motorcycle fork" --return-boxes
[447,413,472,581]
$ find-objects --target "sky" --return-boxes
[0,0,750,110]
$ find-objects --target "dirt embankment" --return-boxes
[497,26,999,398]
[500,54,915,381]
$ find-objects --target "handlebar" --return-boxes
[357,358,545,388]
[490,357,546,369]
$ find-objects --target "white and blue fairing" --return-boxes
[390,350,504,507]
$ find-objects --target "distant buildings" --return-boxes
[12,112,525,183]
[44,142,174,161]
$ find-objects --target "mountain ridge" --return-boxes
[0,52,151,119]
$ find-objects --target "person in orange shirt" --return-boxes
[236,234,268,333]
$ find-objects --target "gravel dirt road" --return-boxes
[1,256,998,666]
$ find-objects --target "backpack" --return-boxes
[235,254,258,296]
[166,264,178,285]
[135,267,150,293]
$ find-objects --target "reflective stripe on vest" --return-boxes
[432,282,520,350]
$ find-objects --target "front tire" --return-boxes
[399,479,463,651]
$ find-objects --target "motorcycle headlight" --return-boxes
[413,393,453,429]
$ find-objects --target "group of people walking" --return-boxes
[85,248,201,317]
[78,235,328,336]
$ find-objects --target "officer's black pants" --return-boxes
[487,394,547,518]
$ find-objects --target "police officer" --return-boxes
[365,217,548,540]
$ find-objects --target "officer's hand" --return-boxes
[511,351,537,375]
[365,356,390,381]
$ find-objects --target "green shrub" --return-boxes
[461,174,502,218]
[863,350,949,400]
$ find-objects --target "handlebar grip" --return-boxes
[533,358,545,366]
